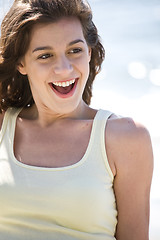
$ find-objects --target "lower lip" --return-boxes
[49,78,78,99]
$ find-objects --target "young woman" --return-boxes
[0,0,153,239]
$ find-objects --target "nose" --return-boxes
[53,55,73,75]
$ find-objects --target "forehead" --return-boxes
[28,17,85,48]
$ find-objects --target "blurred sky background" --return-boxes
[0,0,160,239]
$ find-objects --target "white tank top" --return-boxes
[0,107,117,240]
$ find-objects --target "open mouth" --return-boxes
[49,78,78,98]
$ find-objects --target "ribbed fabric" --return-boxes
[0,108,117,240]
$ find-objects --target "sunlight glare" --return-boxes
[128,61,147,79]
[149,69,160,86]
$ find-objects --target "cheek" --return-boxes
[27,64,48,82]
[75,56,90,73]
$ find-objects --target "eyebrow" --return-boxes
[32,39,85,53]
[68,39,84,46]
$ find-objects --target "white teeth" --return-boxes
[53,79,76,87]
[62,82,66,87]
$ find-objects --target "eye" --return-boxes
[38,53,53,60]
[69,48,82,54]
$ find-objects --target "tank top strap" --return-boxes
[91,109,113,140]
[0,108,22,144]
[88,109,114,180]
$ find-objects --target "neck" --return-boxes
[21,101,91,127]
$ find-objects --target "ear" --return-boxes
[17,59,27,75]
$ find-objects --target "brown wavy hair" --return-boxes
[0,0,105,112]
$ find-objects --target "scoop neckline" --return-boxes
[10,108,101,171]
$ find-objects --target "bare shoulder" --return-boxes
[105,114,153,176]
[107,114,150,137]
[106,114,152,151]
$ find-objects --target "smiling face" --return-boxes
[18,17,91,116]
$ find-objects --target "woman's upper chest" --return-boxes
[14,118,93,168]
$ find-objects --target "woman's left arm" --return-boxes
[106,117,153,240]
